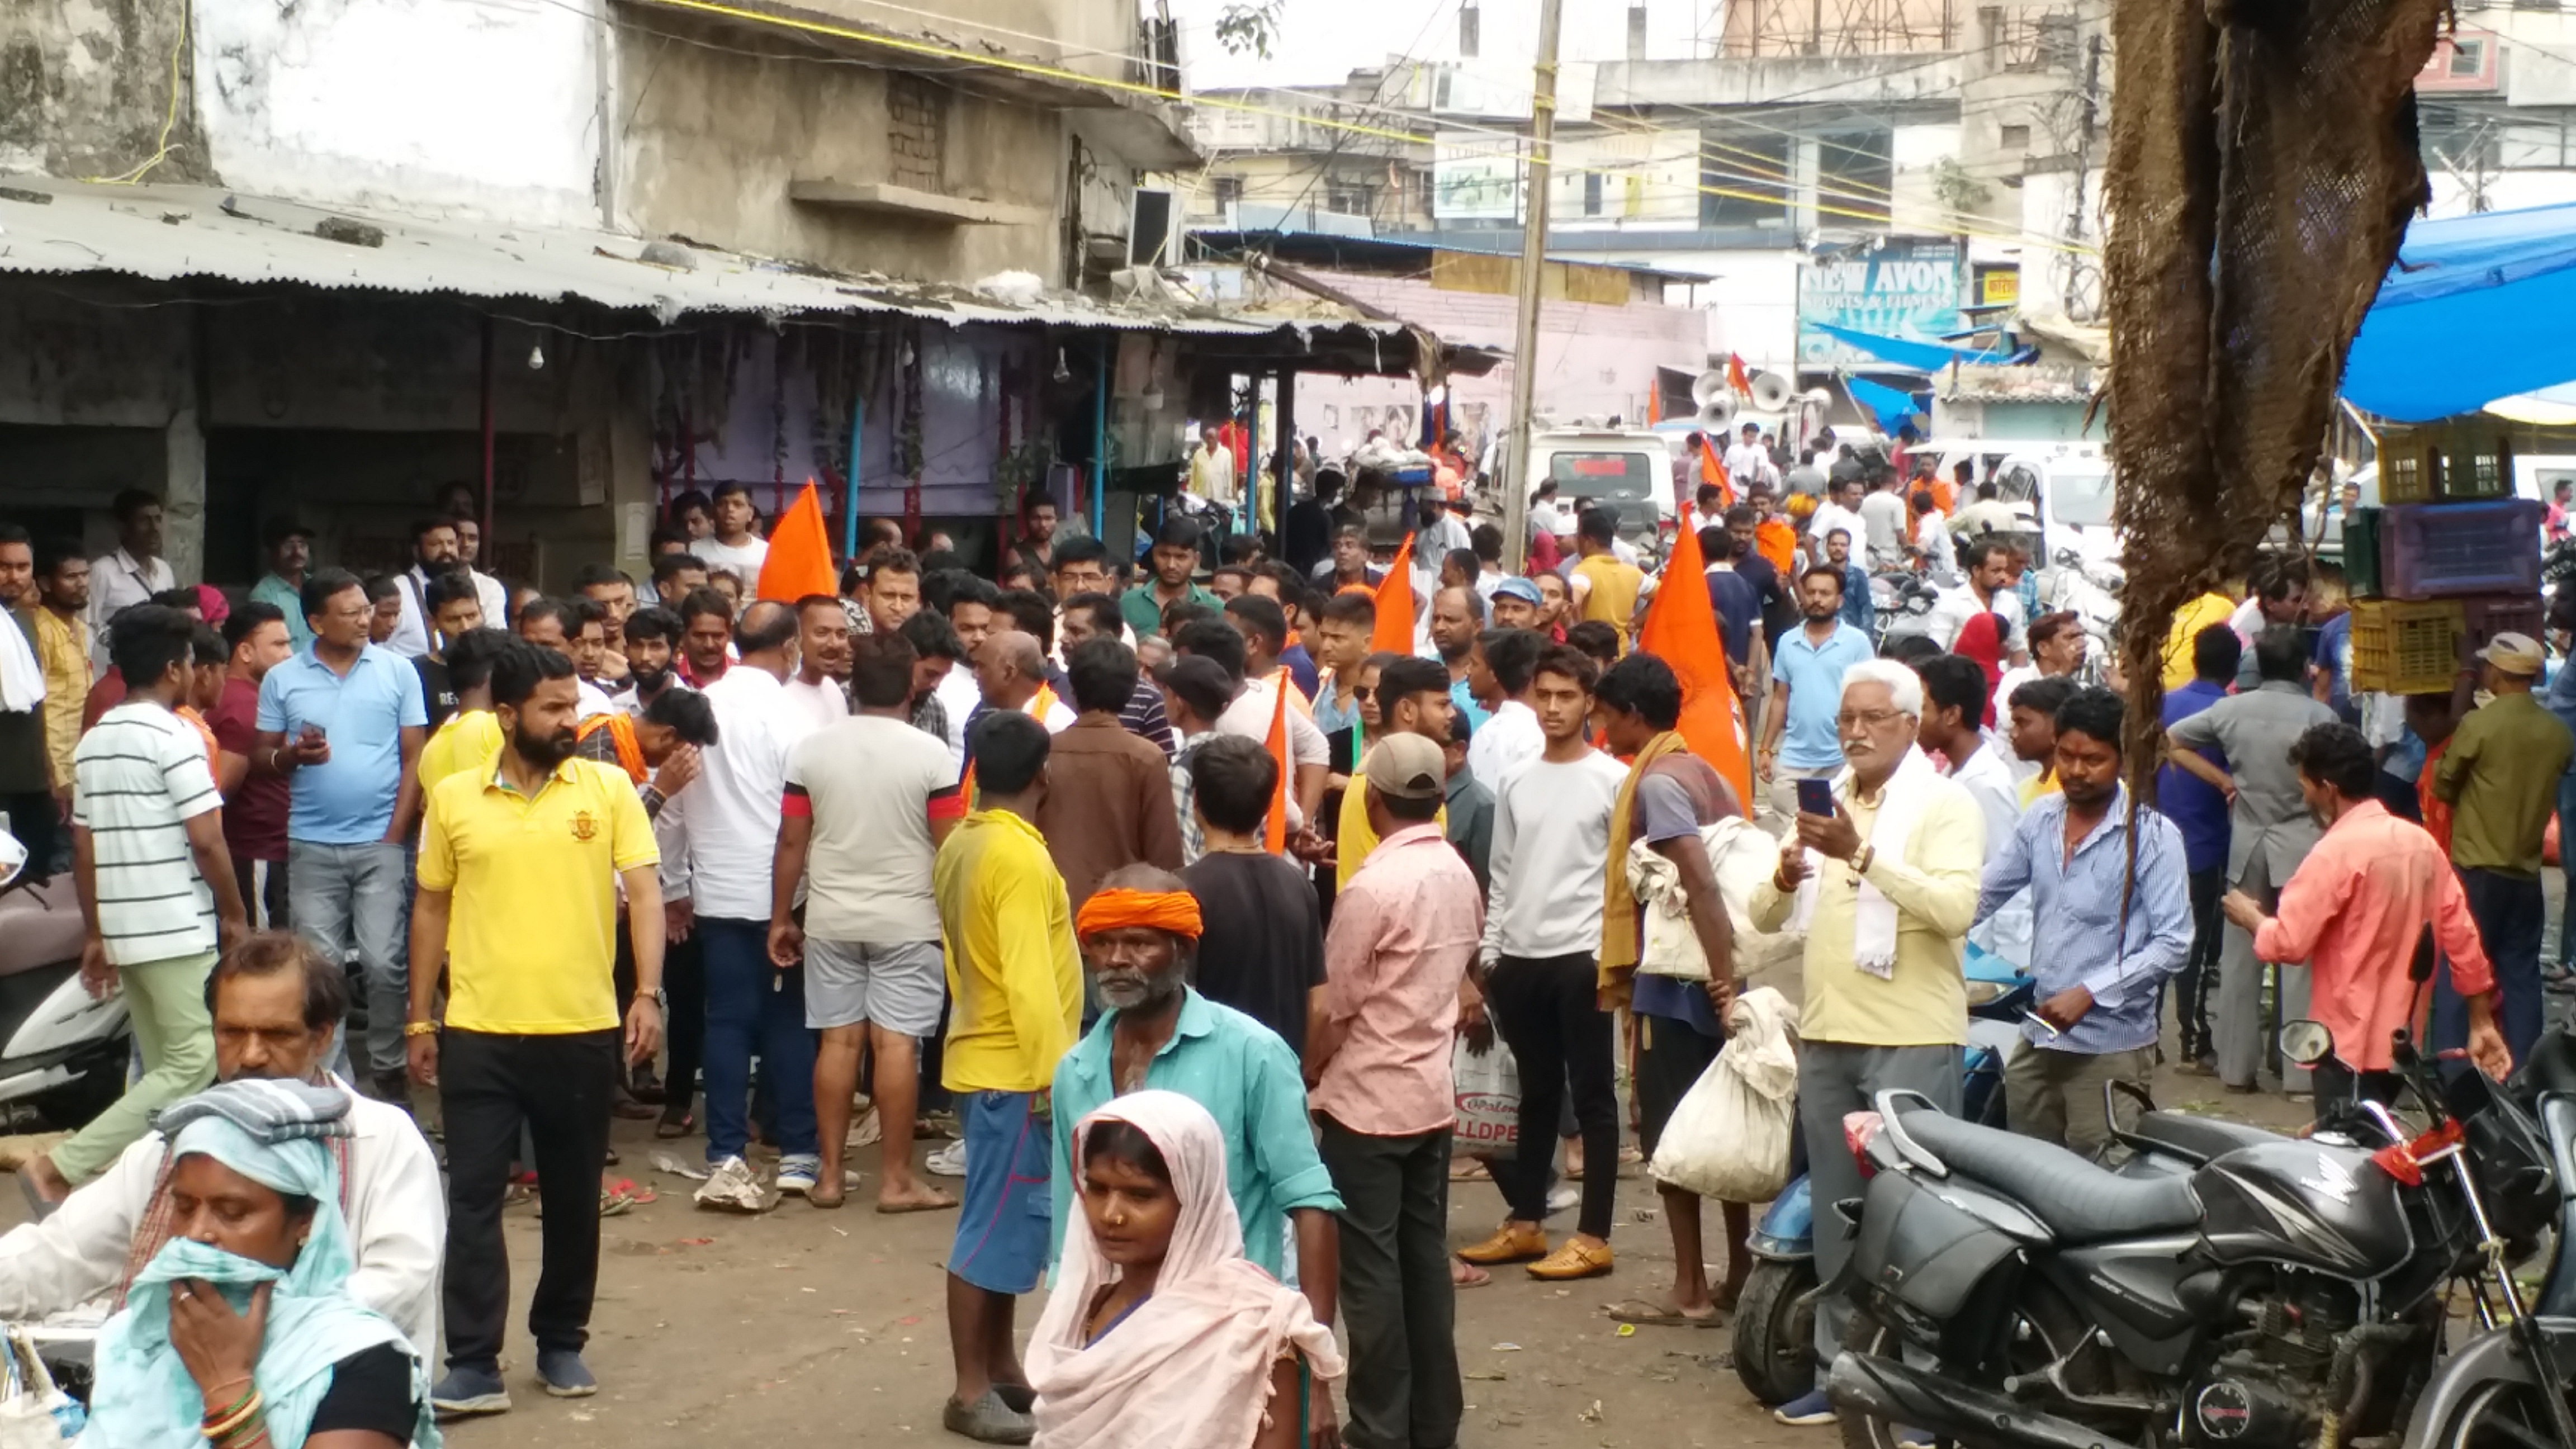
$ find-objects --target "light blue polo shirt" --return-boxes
[1771,619,1877,771]
[1048,989,1342,1280]
[255,643,428,845]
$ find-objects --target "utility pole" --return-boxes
[1498,0,1564,574]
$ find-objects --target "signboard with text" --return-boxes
[1797,238,1968,370]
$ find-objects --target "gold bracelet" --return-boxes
[402,1020,439,1039]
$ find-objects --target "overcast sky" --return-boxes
[1166,0,1461,92]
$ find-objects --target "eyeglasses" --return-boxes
[1352,686,1376,700]
[1835,708,1910,730]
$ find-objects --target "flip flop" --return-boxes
[654,1113,696,1140]
[1451,1262,1492,1289]
[1448,1159,1490,1181]
[1604,1301,1722,1328]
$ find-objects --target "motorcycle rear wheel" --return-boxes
[1732,1257,1819,1405]
[2438,1379,2573,1449]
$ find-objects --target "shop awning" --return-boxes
[1809,321,2022,373]
[0,176,1488,375]
[1844,375,1926,432]
[2343,201,2576,423]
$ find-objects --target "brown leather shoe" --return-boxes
[1527,1237,1614,1280]
[1456,1223,1550,1266]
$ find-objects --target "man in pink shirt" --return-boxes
[1308,732,1484,1449]
[2224,722,2511,1105]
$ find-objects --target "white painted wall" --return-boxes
[193,0,604,226]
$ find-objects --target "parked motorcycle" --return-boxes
[1820,1014,2564,1449]
[1731,945,2286,1406]
[1871,571,1942,651]
[0,826,130,1130]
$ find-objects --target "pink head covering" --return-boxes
[1952,612,2005,728]
[1026,1091,1344,1448]
[192,585,230,628]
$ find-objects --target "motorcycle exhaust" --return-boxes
[1826,1352,2127,1449]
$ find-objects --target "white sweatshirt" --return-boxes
[1481,750,1632,965]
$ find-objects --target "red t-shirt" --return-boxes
[208,675,289,860]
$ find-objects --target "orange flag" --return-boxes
[1636,522,1753,804]
[1370,533,1417,654]
[1726,353,1752,397]
[756,481,837,602]
[1262,675,1291,853]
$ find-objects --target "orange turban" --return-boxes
[1075,888,1204,941]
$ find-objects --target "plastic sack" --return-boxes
[1648,986,1801,1202]
[1451,1035,1520,1161]
[1626,817,1802,980]
[0,1331,80,1447]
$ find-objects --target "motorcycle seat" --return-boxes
[1898,1108,2201,1243]
[2125,1111,2281,1166]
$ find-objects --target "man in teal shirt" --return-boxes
[1119,517,1222,640]
[249,519,316,649]
[1048,865,1341,1308]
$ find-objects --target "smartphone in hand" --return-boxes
[1796,777,1834,817]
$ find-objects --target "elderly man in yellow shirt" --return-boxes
[1746,656,1986,1428]
[931,709,1083,1445]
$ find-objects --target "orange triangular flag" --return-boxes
[1637,521,1753,806]
[1726,353,1751,396]
[756,481,837,602]
[1370,533,1417,655]
[1262,675,1291,853]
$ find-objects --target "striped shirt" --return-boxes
[73,700,222,965]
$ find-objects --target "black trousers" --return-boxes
[440,1028,617,1368]
[2175,866,2224,1059]
[2312,1057,2404,1112]
[230,853,290,932]
[1318,1117,1461,1449]
[2,793,56,883]
[662,934,705,1114]
[1488,952,1617,1239]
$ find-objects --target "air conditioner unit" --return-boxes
[1129,188,1178,267]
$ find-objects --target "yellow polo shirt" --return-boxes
[417,756,657,1035]
[934,809,1082,1094]
[418,710,504,795]
[2161,591,2238,690]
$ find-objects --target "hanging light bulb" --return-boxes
[1052,348,1073,383]
[527,342,546,371]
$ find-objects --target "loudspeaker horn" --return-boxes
[1690,370,1731,408]
[1696,393,1738,430]
[1749,371,1796,413]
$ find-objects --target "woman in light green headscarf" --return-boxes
[84,1087,437,1448]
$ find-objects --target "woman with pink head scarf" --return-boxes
[1028,1091,1344,1449]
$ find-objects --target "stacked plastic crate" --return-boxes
[2347,424,2543,695]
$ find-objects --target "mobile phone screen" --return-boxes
[1796,778,1834,817]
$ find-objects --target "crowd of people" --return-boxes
[0,452,2548,1448]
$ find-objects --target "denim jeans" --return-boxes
[290,839,410,1076]
[2557,775,2576,969]
[697,916,818,1164]
[2440,867,2546,1069]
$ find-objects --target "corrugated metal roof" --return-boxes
[0,175,1300,335]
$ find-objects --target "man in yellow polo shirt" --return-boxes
[931,709,1081,1444]
[406,639,662,1417]
[414,627,512,794]
[2161,572,2244,691]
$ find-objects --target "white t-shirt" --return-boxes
[1191,445,1238,505]
[1808,502,1869,555]
[786,715,956,943]
[1925,584,2027,655]
[1482,750,1632,963]
[1724,442,1778,489]
[1216,676,1328,830]
[693,535,770,588]
[1466,699,1545,795]
[779,675,850,741]
[73,702,221,965]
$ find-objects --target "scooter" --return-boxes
[1729,944,2285,1406]
[0,825,131,1130]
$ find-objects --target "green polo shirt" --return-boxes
[2435,689,2576,879]
[1120,582,1222,640]
[1049,988,1341,1279]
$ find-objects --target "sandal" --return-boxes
[655,1112,696,1140]
[1605,1300,1722,1328]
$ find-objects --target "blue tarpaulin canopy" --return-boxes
[2343,201,2576,423]
[1810,322,2019,373]
[1845,375,1928,433]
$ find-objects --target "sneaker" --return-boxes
[943,1387,1035,1445]
[535,1348,597,1399]
[1545,1183,1580,1216]
[693,1155,776,1213]
[776,1156,820,1196]
[926,1139,968,1179]
[430,1366,512,1419]
[1773,1389,1837,1427]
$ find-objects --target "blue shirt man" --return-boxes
[2158,677,2233,879]
[1050,986,1342,1280]
[1764,606,1874,775]
[1977,785,2194,1056]
[256,641,428,844]
[1837,561,1874,635]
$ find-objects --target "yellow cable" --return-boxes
[87,0,188,185]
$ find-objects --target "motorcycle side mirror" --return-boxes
[2280,1019,2336,1068]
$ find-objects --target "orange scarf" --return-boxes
[576,712,646,784]
[1076,888,1205,940]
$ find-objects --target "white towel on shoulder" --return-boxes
[1794,745,1942,976]
[0,613,44,714]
